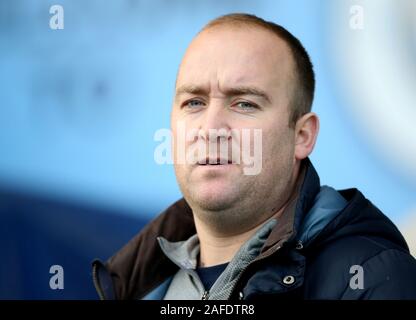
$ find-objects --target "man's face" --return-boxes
[171,26,298,231]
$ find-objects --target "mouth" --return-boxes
[197,157,233,166]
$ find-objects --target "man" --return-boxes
[92,13,416,300]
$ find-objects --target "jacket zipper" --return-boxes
[92,262,106,300]
[201,290,210,300]
[199,245,284,301]
[229,244,283,299]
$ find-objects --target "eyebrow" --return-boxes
[175,84,272,104]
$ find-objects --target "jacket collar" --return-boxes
[259,157,321,255]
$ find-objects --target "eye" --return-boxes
[183,99,205,110]
[234,101,258,111]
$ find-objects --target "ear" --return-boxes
[294,112,319,160]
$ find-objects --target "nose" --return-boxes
[198,100,231,142]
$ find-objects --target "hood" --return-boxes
[304,187,410,253]
[295,185,409,252]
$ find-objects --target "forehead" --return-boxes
[176,25,294,91]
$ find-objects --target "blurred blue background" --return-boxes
[0,0,415,299]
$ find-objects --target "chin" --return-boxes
[191,187,238,212]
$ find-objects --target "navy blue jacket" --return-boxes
[93,159,416,299]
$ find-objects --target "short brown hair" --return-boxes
[202,13,315,127]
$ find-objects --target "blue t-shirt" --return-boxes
[196,262,229,290]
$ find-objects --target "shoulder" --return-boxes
[303,235,416,299]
